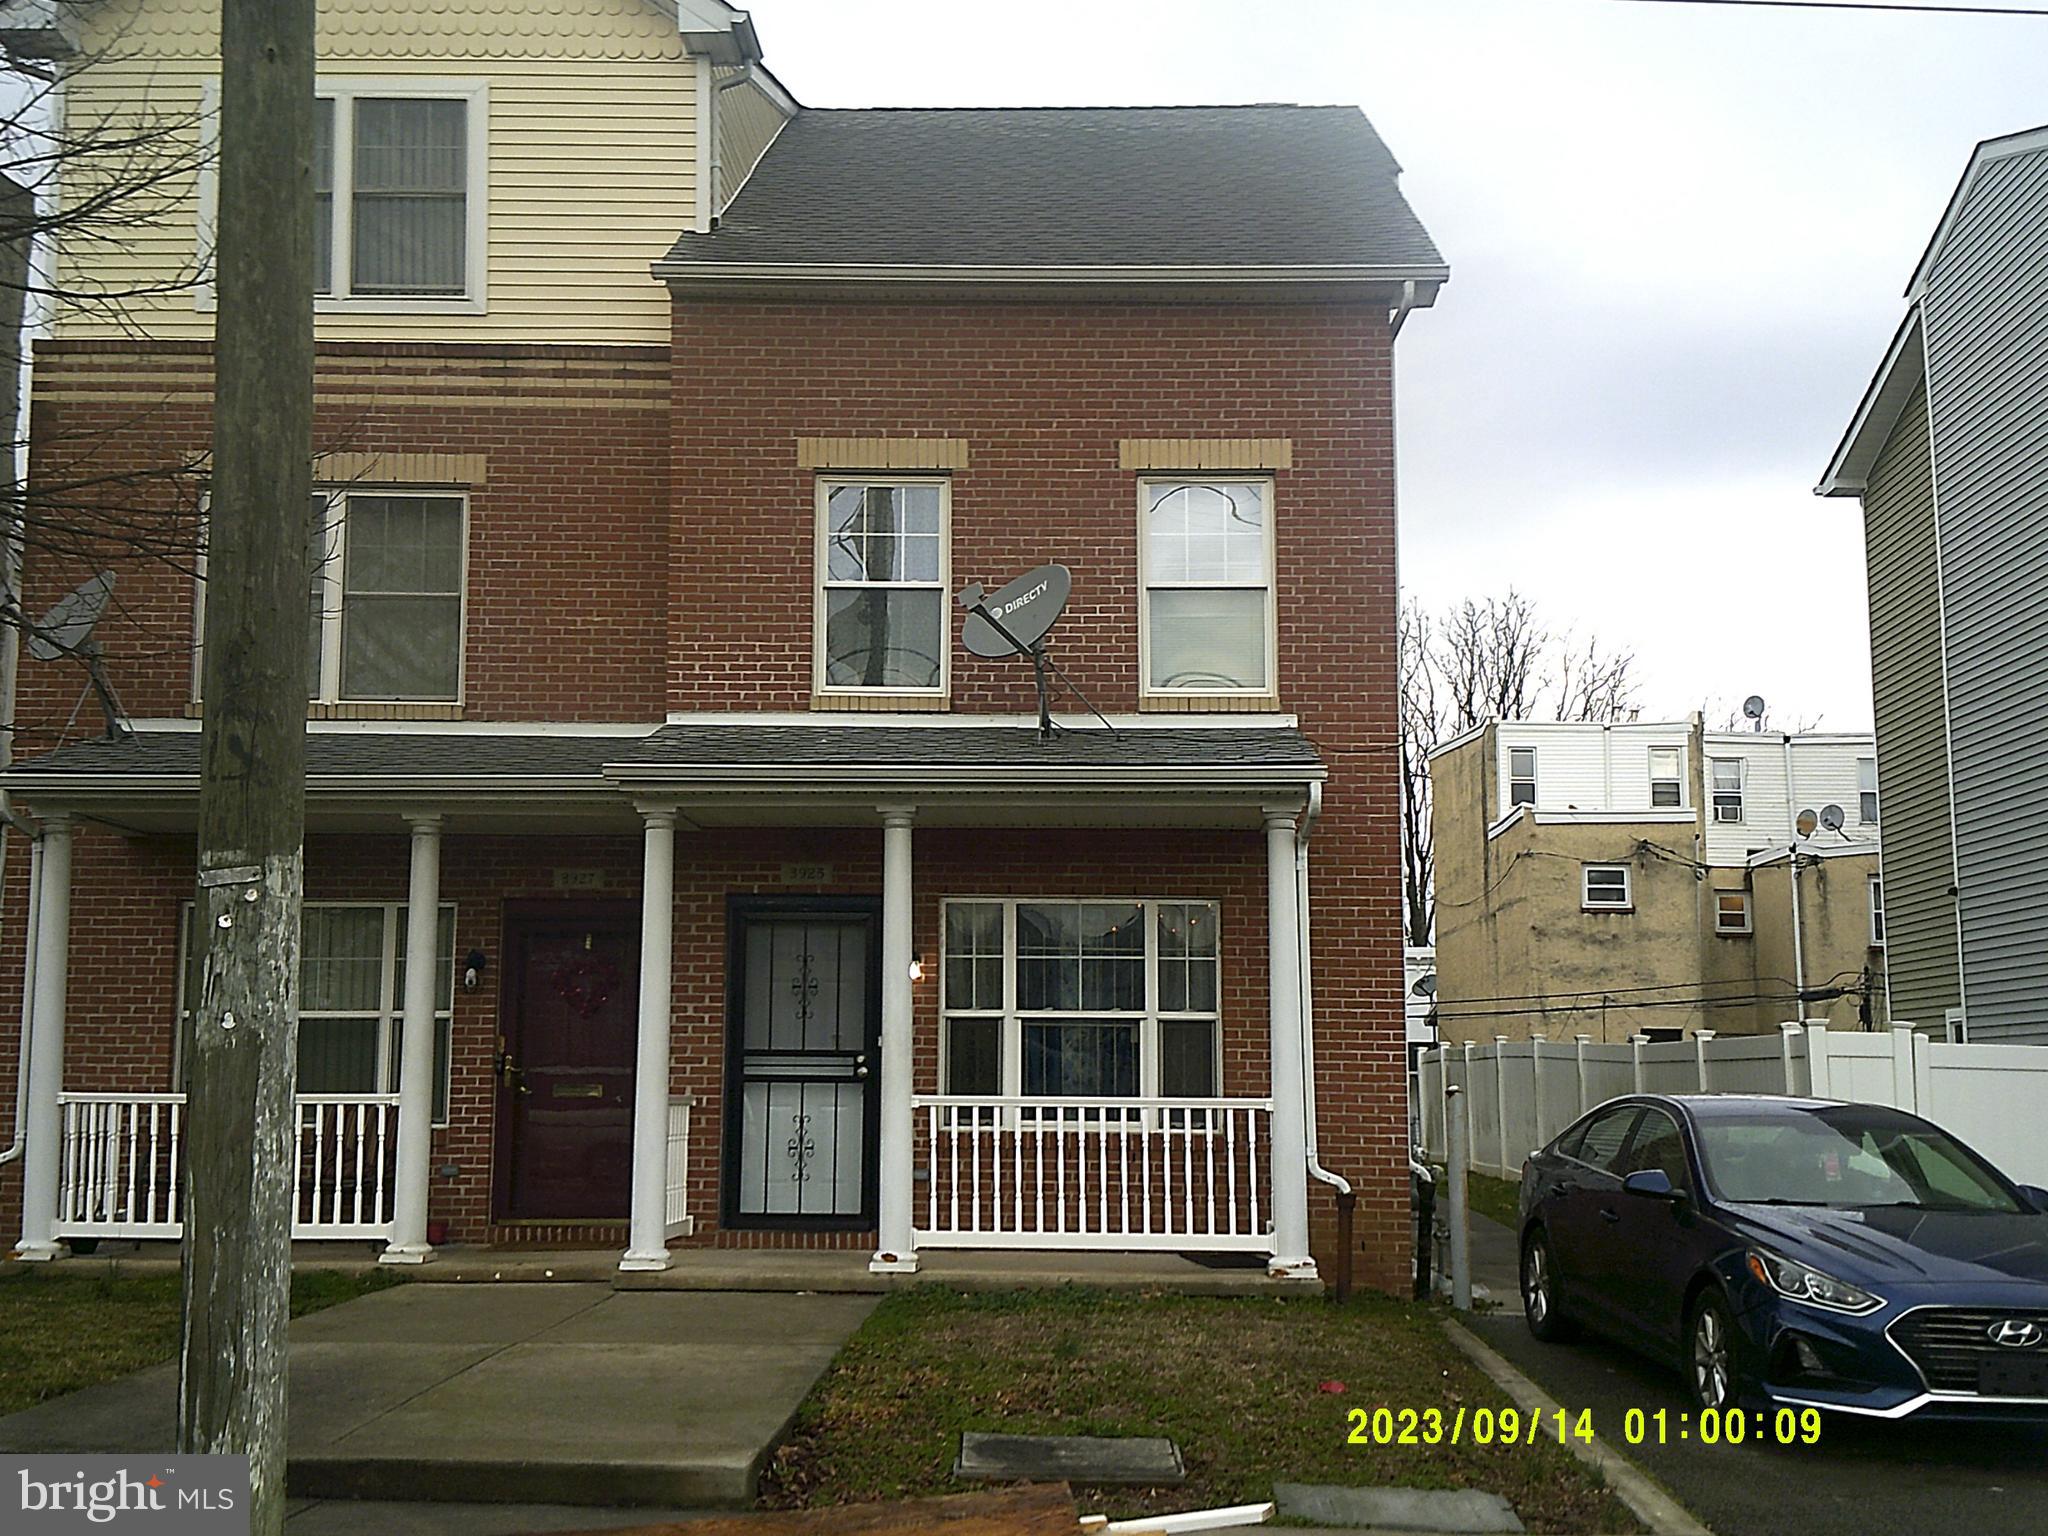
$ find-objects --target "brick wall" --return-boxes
[667,298,1409,1289]
[14,340,670,753]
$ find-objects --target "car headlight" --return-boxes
[1746,1250,1883,1314]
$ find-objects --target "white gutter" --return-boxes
[1294,780,1350,1198]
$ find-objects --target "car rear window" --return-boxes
[1696,1108,2023,1211]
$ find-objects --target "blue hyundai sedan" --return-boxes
[1517,1094,2048,1419]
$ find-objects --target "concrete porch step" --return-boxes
[0,1286,880,1508]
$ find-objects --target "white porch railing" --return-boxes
[911,1095,1274,1252]
[664,1092,695,1238]
[55,1091,401,1242]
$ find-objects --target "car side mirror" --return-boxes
[1622,1168,1677,1199]
[2018,1184,2048,1214]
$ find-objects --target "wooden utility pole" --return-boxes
[179,3,315,1532]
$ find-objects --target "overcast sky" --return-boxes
[752,0,2048,731]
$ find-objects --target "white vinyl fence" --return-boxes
[1416,1024,2048,1189]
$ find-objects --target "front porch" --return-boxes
[6,718,1338,1281]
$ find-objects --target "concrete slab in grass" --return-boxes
[955,1432,1185,1486]
[1275,1481,1525,1532]
[301,1340,853,1505]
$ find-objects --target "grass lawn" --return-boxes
[0,1267,402,1418]
[1465,1171,1524,1231]
[761,1287,1640,1533]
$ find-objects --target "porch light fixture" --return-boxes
[462,948,487,993]
[908,956,925,982]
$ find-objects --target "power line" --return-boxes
[1611,0,2048,16]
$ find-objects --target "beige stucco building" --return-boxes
[1431,718,1887,1044]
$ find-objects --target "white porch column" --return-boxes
[871,805,918,1273]
[16,814,70,1261]
[1264,809,1316,1279]
[382,814,443,1265]
[622,804,677,1272]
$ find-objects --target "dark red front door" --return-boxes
[496,905,640,1221]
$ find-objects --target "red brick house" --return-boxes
[0,0,1445,1291]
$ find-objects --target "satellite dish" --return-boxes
[960,563,1071,659]
[24,570,130,740]
[1796,809,1818,838]
[1819,804,1846,833]
[27,571,115,661]
[1411,973,1438,999]
[1742,694,1766,723]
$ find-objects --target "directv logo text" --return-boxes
[7,1457,250,1534]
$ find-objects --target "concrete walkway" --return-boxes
[15,1244,1312,1296]
[0,1284,877,1507]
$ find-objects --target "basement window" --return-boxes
[1582,865,1633,910]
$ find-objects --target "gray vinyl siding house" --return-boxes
[1820,124,2048,1044]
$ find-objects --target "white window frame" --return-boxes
[1714,889,1752,935]
[175,900,458,1128]
[191,486,471,707]
[1649,745,1684,809]
[812,475,951,700]
[1136,476,1279,700]
[1869,876,1886,947]
[1710,758,1744,823]
[196,77,490,316]
[1858,757,1879,824]
[938,897,1224,1125]
[1582,864,1633,911]
[1508,746,1538,809]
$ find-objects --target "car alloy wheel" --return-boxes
[1522,1230,1576,1341]
[1525,1239,1551,1324]
[1691,1294,1735,1410]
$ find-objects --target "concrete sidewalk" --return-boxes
[13,1244,1311,1297]
[0,1284,877,1507]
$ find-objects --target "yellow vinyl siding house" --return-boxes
[38,0,795,345]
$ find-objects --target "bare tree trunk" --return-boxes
[178,5,314,1533]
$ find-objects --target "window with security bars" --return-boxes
[940,898,1221,1123]
[177,902,457,1125]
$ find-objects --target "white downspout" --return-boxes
[1294,781,1348,1198]
[1387,279,1419,340]
[0,822,42,1165]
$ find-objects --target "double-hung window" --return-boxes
[1508,747,1537,809]
[1870,878,1886,947]
[1858,758,1879,824]
[1139,479,1276,696]
[816,478,948,696]
[1715,890,1752,934]
[1649,746,1683,808]
[312,82,485,306]
[1582,865,1632,910]
[310,490,466,702]
[941,899,1221,1122]
[1711,759,1744,823]
[178,902,457,1125]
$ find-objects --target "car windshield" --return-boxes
[1695,1107,2025,1212]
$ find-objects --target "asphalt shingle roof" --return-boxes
[660,106,1444,272]
[2,724,1323,783]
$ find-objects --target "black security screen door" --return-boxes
[723,898,881,1229]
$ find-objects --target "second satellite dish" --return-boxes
[1819,804,1846,833]
[1796,809,1819,838]
[961,563,1071,658]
